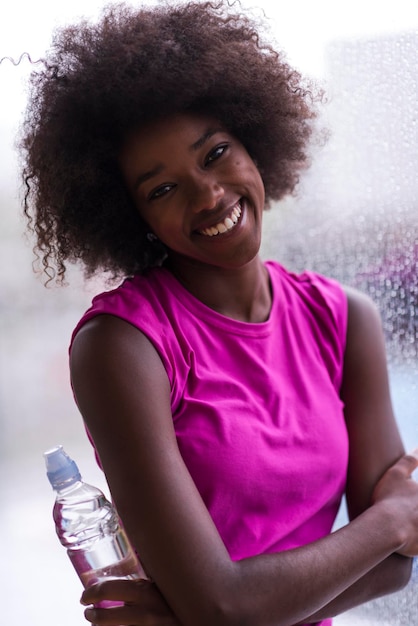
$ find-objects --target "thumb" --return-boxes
[394,448,418,477]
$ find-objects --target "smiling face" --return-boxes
[119,112,266,274]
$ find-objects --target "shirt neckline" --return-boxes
[153,261,283,337]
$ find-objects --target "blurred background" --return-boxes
[1,0,417,624]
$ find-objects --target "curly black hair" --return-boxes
[20,0,322,283]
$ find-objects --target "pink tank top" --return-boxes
[71,261,349,626]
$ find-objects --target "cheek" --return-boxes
[252,164,265,194]
[147,211,181,240]
[247,164,265,198]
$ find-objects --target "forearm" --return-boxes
[84,508,406,626]
[294,553,412,624]
[229,504,404,626]
[82,527,412,626]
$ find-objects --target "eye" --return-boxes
[148,183,175,201]
[204,143,229,166]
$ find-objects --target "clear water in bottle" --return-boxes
[44,445,145,607]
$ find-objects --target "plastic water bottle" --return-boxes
[44,445,145,594]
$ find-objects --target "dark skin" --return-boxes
[71,113,418,626]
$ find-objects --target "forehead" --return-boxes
[121,112,226,157]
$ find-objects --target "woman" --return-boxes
[20,2,418,625]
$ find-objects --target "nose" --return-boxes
[188,172,225,213]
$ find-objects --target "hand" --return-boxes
[81,578,181,625]
[371,449,418,557]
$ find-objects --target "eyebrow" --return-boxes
[191,127,223,151]
[133,165,164,191]
[133,126,224,191]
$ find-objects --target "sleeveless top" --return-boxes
[71,260,349,626]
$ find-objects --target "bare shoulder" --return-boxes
[340,286,404,518]
[341,283,391,411]
[71,313,160,365]
[70,314,172,444]
[70,314,169,388]
[341,284,390,369]
[343,285,382,337]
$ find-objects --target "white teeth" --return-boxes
[199,203,242,237]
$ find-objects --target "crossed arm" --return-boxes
[70,287,418,626]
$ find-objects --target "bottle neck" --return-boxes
[54,478,84,497]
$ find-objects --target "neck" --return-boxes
[164,255,272,323]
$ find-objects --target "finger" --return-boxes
[409,448,418,461]
[119,604,179,626]
[84,606,125,625]
[81,578,151,605]
[394,449,418,476]
[84,604,178,626]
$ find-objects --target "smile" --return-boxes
[198,202,242,237]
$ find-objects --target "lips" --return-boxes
[197,202,242,237]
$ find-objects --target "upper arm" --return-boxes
[70,315,233,623]
[341,287,405,520]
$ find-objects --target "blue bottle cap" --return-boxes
[44,445,81,490]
